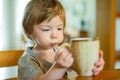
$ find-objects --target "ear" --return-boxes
[29,33,34,39]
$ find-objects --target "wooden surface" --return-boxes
[116,13,120,17]
[63,69,120,80]
[96,0,116,70]
[0,50,24,80]
[0,50,24,67]
[74,70,120,80]
[1,66,120,80]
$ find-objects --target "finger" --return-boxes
[93,70,100,76]
[55,48,69,63]
[57,48,69,57]
[64,53,73,63]
[63,51,73,63]
[92,66,103,75]
[62,53,74,67]
[94,65,103,72]
[55,48,66,58]
[95,58,104,67]
[95,50,105,66]
[92,69,101,76]
[56,48,73,67]
[99,50,103,58]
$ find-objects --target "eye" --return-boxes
[57,27,63,30]
[42,29,50,31]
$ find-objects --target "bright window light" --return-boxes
[0,0,3,50]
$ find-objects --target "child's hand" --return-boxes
[92,50,105,76]
[55,47,74,68]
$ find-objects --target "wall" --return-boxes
[116,18,120,51]
[0,0,29,50]
[117,0,120,12]
[116,0,120,52]
[1,0,17,50]
[60,0,96,37]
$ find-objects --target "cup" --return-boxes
[70,37,100,76]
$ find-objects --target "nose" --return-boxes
[51,29,58,39]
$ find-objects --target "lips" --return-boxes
[50,43,57,47]
[49,40,59,47]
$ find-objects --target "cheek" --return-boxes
[35,35,48,45]
[34,31,49,39]
[33,32,48,43]
[38,34,49,42]
[58,33,64,43]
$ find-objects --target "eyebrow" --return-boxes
[40,23,63,28]
[56,24,64,27]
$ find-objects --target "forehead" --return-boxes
[40,16,63,26]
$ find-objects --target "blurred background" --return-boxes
[0,0,120,70]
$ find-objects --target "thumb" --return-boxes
[99,50,103,59]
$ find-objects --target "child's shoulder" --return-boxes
[18,47,36,64]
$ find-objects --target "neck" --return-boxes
[32,45,56,63]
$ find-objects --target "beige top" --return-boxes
[18,47,78,80]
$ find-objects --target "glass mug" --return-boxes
[70,37,100,76]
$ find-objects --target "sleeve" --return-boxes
[18,54,43,80]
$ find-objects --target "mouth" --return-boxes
[49,40,59,47]
[50,43,58,47]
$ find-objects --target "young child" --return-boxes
[18,0,105,80]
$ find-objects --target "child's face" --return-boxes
[31,16,64,49]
